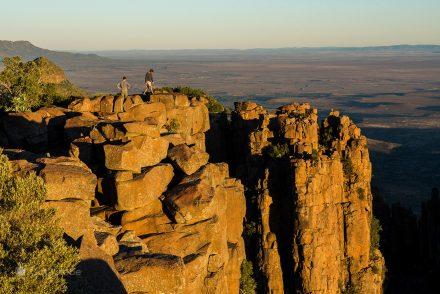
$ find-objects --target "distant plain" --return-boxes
[5,47,440,209]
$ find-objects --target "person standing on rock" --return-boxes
[144,68,154,95]
[117,76,131,99]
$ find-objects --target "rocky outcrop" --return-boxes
[1,92,246,294]
[208,102,385,293]
[1,88,387,293]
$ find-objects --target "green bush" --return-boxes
[370,216,382,257]
[165,119,180,134]
[240,260,257,294]
[267,143,290,159]
[0,151,79,293]
[0,56,86,111]
[172,86,206,98]
[41,80,85,107]
[205,96,224,113]
[0,56,42,111]
[159,86,174,93]
[243,221,257,240]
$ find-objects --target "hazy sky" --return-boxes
[1,0,439,50]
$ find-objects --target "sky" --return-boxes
[1,0,439,50]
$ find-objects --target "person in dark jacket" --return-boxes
[117,76,131,99]
[144,69,154,94]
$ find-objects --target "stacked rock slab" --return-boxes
[0,92,246,294]
[228,102,384,293]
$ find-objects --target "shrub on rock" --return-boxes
[0,151,79,293]
[165,86,224,113]
[240,259,257,294]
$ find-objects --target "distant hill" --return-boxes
[32,57,86,100]
[0,40,108,65]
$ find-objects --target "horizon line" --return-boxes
[73,44,440,52]
[2,40,440,52]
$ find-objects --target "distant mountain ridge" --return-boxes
[0,40,107,65]
[81,44,440,60]
[1,41,439,62]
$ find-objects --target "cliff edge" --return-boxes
[208,102,385,293]
[0,92,384,293]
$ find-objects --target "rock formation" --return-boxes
[0,92,246,293]
[0,91,386,293]
[209,102,385,293]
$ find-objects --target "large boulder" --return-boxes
[149,93,175,110]
[141,217,218,257]
[39,157,97,201]
[122,95,143,112]
[167,144,209,175]
[115,254,185,294]
[100,95,115,114]
[129,135,169,168]
[115,164,174,211]
[104,136,169,173]
[122,211,173,237]
[103,143,143,173]
[149,93,190,109]
[69,97,104,113]
[120,200,163,224]
[166,107,193,137]
[166,103,210,137]
[90,122,126,143]
[95,231,119,256]
[191,103,210,134]
[162,164,228,224]
[122,122,161,138]
[44,199,94,242]
[118,102,166,126]
[64,113,99,142]
[163,181,215,224]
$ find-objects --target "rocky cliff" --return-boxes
[209,102,385,293]
[0,92,384,293]
[0,92,246,293]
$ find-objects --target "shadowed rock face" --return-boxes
[208,101,385,293]
[372,188,440,294]
[0,93,386,293]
